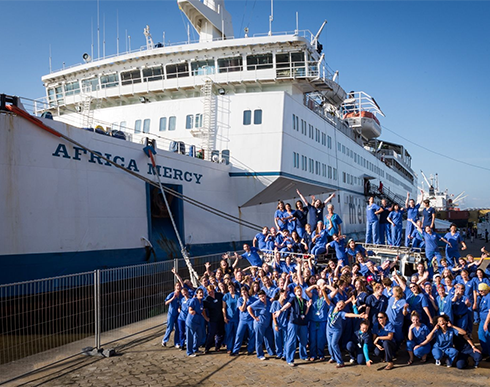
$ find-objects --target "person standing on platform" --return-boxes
[293,200,308,239]
[405,191,421,246]
[235,244,263,267]
[378,198,392,246]
[162,282,183,347]
[297,189,335,229]
[422,198,435,231]
[274,201,288,231]
[388,203,405,247]
[324,203,343,242]
[253,227,269,251]
[366,196,383,245]
[444,223,467,267]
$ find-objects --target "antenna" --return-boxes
[268,0,273,36]
[144,25,154,49]
[91,18,94,61]
[49,45,52,73]
[103,13,106,58]
[97,0,100,59]
[312,20,327,47]
[116,10,119,55]
[295,12,298,35]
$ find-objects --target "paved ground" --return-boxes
[4,239,490,387]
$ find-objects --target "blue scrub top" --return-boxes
[308,290,328,322]
[386,297,407,327]
[436,294,453,321]
[165,291,183,315]
[237,296,256,322]
[223,292,239,321]
[388,210,404,226]
[254,232,268,250]
[274,209,288,230]
[186,297,204,326]
[373,321,395,338]
[478,293,490,321]
[406,204,420,221]
[241,247,263,267]
[433,327,458,350]
[178,297,191,321]
[366,203,381,223]
[324,213,343,236]
[327,309,346,331]
[270,300,289,328]
[444,232,462,255]
[423,232,441,253]
[249,298,273,325]
[422,207,435,228]
[409,324,430,345]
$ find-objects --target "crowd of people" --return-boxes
[161,190,490,371]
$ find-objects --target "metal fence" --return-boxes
[0,251,233,384]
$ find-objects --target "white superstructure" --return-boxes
[0,0,417,284]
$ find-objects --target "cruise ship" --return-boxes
[0,0,416,285]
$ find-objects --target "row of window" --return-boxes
[386,172,412,193]
[292,114,332,149]
[293,152,338,180]
[243,110,263,125]
[337,141,385,178]
[342,172,363,186]
[47,50,314,105]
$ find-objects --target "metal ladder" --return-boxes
[200,79,216,160]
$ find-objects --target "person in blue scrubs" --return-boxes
[476,283,490,358]
[378,198,392,246]
[271,289,289,359]
[407,311,431,364]
[253,226,269,251]
[324,203,342,241]
[236,244,263,267]
[386,286,408,344]
[325,300,365,368]
[222,283,239,353]
[422,198,435,230]
[410,220,450,277]
[346,319,374,366]
[247,290,276,360]
[387,203,404,247]
[436,285,454,322]
[373,311,397,370]
[274,201,288,231]
[455,333,482,369]
[162,282,183,347]
[444,223,467,267]
[305,280,330,361]
[404,191,421,247]
[284,203,297,235]
[311,221,328,258]
[293,200,308,239]
[365,283,388,327]
[186,288,205,357]
[230,286,256,356]
[365,196,383,244]
[274,285,312,366]
[416,314,466,367]
[452,283,471,332]
[177,287,191,350]
[326,234,349,267]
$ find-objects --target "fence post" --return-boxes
[94,269,101,350]
[173,257,179,284]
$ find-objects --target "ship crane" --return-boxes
[144,25,154,50]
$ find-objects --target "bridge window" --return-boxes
[191,59,215,76]
[143,66,164,82]
[121,69,142,86]
[166,63,189,79]
[81,77,99,92]
[100,73,119,89]
[143,119,151,133]
[246,53,273,71]
[64,81,80,96]
[134,119,142,133]
[218,56,243,73]
[186,114,194,129]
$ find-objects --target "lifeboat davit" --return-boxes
[344,111,381,139]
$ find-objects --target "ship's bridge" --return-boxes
[39,31,346,114]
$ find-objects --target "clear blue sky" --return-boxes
[2,1,490,208]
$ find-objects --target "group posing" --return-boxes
[161,190,490,371]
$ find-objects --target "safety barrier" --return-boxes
[0,251,234,384]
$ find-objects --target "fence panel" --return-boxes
[0,272,95,367]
